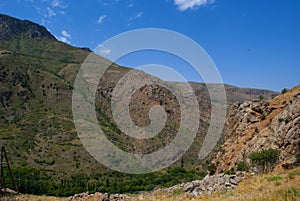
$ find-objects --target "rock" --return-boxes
[230,178,238,185]
[183,182,194,192]
[191,187,202,196]
[225,182,232,187]
[235,177,244,183]
[1,188,18,194]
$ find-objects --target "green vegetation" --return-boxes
[248,148,280,173]
[224,170,235,175]
[9,166,205,197]
[276,188,300,199]
[34,159,55,166]
[287,168,300,179]
[296,151,300,165]
[237,162,249,172]
[266,175,283,181]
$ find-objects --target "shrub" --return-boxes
[248,148,280,173]
[284,116,291,124]
[224,170,235,175]
[296,151,300,165]
[207,163,216,175]
[281,88,288,94]
[237,162,249,172]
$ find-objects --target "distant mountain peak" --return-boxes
[0,14,56,40]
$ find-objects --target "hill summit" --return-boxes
[0,14,55,40]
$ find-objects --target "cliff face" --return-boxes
[214,85,300,172]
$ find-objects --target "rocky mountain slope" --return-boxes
[213,85,300,172]
[0,14,279,196]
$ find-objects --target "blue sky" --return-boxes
[1,0,299,91]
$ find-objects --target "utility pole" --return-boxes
[0,146,18,195]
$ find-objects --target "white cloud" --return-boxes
[35,0,67,24]
[51,0,68,8]
[56,30,71,44]
[174,0,214,11]
[129,11,143,21]
[97,15,107,24]
[97,45,111,55]
[57,36,69,43]
[136,11,143,18]
[99,48,111,55]
[46,7,56,17]
[61,30,71,38]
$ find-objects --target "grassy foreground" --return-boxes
[3,167,300,201]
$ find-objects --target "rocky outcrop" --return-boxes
[214,85,300,172]
[161,171,251,196]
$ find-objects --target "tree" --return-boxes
[248,148,280,173]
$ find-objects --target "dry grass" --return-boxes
[1,194,65,201]
[132,167,300,201]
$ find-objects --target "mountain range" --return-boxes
[1,14,297,197]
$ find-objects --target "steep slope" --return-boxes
[0,14,279,196]
[214,85,300,172]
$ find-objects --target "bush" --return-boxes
[248,148,280,173]
[281,88,288,94]
[296,151,300,165]
[207,163,216,175]
[237,162,249,172]
[224,170,235,175]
